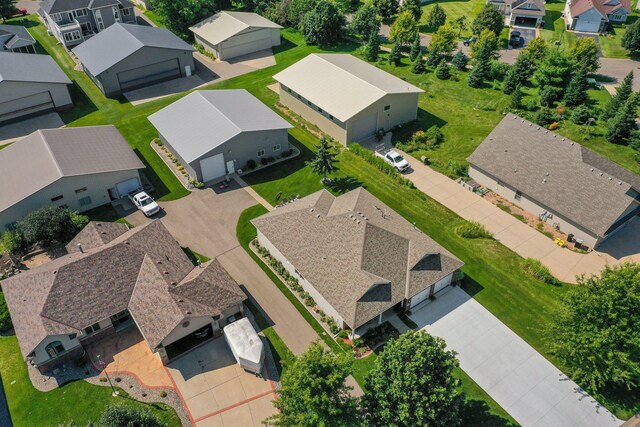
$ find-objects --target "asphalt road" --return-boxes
[0,375,13,427]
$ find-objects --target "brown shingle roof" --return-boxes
[467,113,640,237]
[569,0,629,18]
[252,188,462,329]
[66,221,129,253]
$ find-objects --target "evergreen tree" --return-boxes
[467,60,488,88]
[426,50,443,68]
[389,42,403,66]
[412,55,426,74]
[365,30,381,62]
[435,59,451,79]
[373,0,399,22]
[539,85,563,107]
[606,92,640,144]
[602,71,634,120]
[409,32,422,61]
[306,137,339,183]
[622,19,640,53]
[564,68,589,107]
[451,49,468,71]
[400,0,422,21]
[503,51,533,94]
[426,3,446,30]
[472,3,504,36]
[510,85,523,110]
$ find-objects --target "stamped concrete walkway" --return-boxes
[399,151,639,283]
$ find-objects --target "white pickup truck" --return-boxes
[128,190,160,217]
[375,146,410,172]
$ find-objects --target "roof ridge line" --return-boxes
[314,54,387,99]
[39,130,65,178]
[224,10,251,30]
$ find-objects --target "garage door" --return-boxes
[575,19,601,33]
[220,28,272,60]
[117,58,181,92]
[351,113,377,142]
[433,275,451,295]
[200,153,226,182]
[411,286,432,309]
[165,323,214,361]
[0,91,54,123]
[115,177,141,197]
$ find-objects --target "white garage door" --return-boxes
[575,18,601,33]
[410,287,432,308]
[200,153,226,182]
[351,113,377,142]
[433,274,452,295]
[115,177,141,197]
[0,91,54,123]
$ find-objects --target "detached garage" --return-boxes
[148,90,293,183]
[190,11,281,61]
[0,53,72,123]
[72,23,195,97]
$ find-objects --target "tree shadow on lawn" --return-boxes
[133,148,171,200]
[392,107,448,142]
[326,176,364,195]
[58,82,99,124]
[461,397,519,427]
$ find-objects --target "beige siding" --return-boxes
[33,334,81,366]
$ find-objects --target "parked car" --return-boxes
[12,7,27,16]
[375,147,410,172]
[463,37,477,46]
[128,190,160,217]
[510,36,525,48]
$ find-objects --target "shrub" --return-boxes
[0,293,13,332]
[154,139,163,147]
[488,61,510,80]
[100,405,162,427]
[455,221,493,239]
[549,122,558,130]
[446,160,467,177]
[282,149,293,157]
[99,377,108,383]
[435,60,451,80]
[534,108,557,127]
[247,159,257,170]
[521,258,559,285]
[160,391,167,398]
[2,230,28,257]
[267,156,276,163]
[260,157,268,166]
[19,206,88,247]
[572,105,593,124]
[337,330,349,339]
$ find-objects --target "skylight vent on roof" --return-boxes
[316,214,320,218]
[310,208,314,212]
[543,179,547,183]
[124,241,129,245]
[619,182,623,185]
[164,271,169,275]
[178,299,184,302]
[171,282,177,286]
[157,261,162,264]
[562,138,566,141]
[529,123,532,126]
[101,232,107,235]
[553,134,556,138]
[591,168,594,171]
[609,177,613,180]
[600,172,604,176]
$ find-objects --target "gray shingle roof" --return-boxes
[0,126,145,213]
[65,221,130,253]
[467,113,640,237]
[148,90,293,163]
[252,188,462,329]
[0,52,71,84]
[0,25,36,50]
[41,0,131,14]
[72,23,194,76]
[2,220,246,359]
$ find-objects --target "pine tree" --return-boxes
[426,50,443,68]
[622,19,640,53]
[365,31,381,62]
[606,93,640,144]
[435,59,451,79]
[602,71,634,120]
[426,3,446,30]
[411,55,426,74]
[409,32,422,61]
[467,60,488,88]
[564,68,589,107]
[451,49,468,71]
[510,85,523,110]
[306,137,339,183]
[389,42,403,66]
[502,51,533,94]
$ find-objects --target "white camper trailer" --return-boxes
[223,318,264,374]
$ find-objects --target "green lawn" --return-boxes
[598,17,640,59]
[0,337,181,427]
[420,0,486,34]
[540,0,577,52]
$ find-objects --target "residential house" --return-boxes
[0,25,37,53]
[564,0,630,32]
[252,188,464,335]
[2,220,247,373]
[39,0,136,48]
[273,54,424,145]
[148,90,293,183]
[487,0,546,27]
[190,11,282,60]
[0,126,145,231]
[72,23,195,96]
[0,52,72,123]
[467,114,640,249]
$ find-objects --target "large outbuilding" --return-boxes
[467,114,640,249]
[148,90,293,183]
[0,53,72,123]
[273,54,424,145]
[252,188,463,335]
[72,23,195,97]
[0,126,145,231]
[190,11,281,60]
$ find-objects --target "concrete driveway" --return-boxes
[0,112,64,145]
[509,26,536,48]
[124,75,207,106]
[410,287,622,427]
[167,337,277,426]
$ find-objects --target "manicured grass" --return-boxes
[0,143,9,150]
[420,0,486,35]
[181,247,210,265]
[540,0,577,52]
[456,368,519,427]
[143,10,165,28]
[0,336,181,427]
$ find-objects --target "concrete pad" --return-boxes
[482,210,521,235]
[0,112,64,145]
[494,225,535,250]
[212,377,248,409]
[188,390,220,419]
[124,75,206,106]
[220,403,256,426]
[239,373,272,397]
[457,199,499,222]
[248,394,277,425]
[197,414,224,427]
[513,231,559,260]
[230,49,277,68]
[443,191,483,214]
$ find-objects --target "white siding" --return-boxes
[33,334,81,365]
[160,316,215,348]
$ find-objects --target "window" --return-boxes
[273,144,281,152]
[318,107,323,113]
[515,190,522,201]
[75,187,87,194]
[257,149,265,157]
[95,10,104,30]
[79,196,92,207]
[297,94,301,100]
[287,87,292,94]
[307,100,312,106]
[80,22,92,32]
[329,115,334,121]
[63,31,81,42]
[84,323,101,335]
[384,104,392,112]
[45,341,65,358]
[72,8,87,17]
[122,8,131,16]
[112,6,121,22]
[51,195,64,202]
[51,13,62,22]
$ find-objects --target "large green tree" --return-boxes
[606,92,640,143]
[570,37,599,73]
[364,30,381,62]
[286,0,320,28]
[307,136,339,183]
[602,71,634,120]
[0,0,16,23]
[18,206,88,248]
[523,37,548,65]
[426,3,446,30]
[266,342,360,426]
[622,18,640,53]
[373,0,399,22]
[503,51,533,94]
[300,1,346,45]
[350,4,381,39]
[564,67,589,107]
[471,3,503,37]
[364,331,463,427]
[452,49,468,70]
[533,50,573,88]
[550,264,640,392]
[389,10,418,45]
[152,0,217,39]
[470,29,499,63]
[429,24,457,57]
[400,0,422,21]
[451,15,468,37]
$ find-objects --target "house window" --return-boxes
[257,149,266,157]
[112,6,121,22]
[84,323,101,335]
[95,10,104,30]
[122,8,131,16]
[329,115,334,120]
[75,187,87,194]
[384,104,392,112]
[287,87,292,94]
[51,195,64,202]
[318,107,323,113]
[63,31,81,42]
[515,190,522,201]
[80,22,92,33]
[297,94,301,100]
[79,196,92,206]
[51,13,62,22]
[45,341,65,358]
[307,100,312,106]
[273,144,281,152]
[72,8,87,17]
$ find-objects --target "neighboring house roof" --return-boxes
[0,25,36,51]
[41,0,132,14]
[568,0,629,18]
[252,188,463,329]
[2,220,246,359]
[510,0,546,15]
[0,126,145,214]
[66,221,130,253]
[190,11,282,46]
[0,52,71,84]
[72,23,195,76]
[273,54,424,123]
[467,113,640,237]
[147,90,293,163]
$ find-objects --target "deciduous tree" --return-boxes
[570,37,599,73]
[472,3,503,37]
[300,1,346,45]
[426,3,446,30]
[523,37,548,65]
[0,0,17,23]
[429,24,457,57]
[307,137,339,183]
[533,50,573,88]
[350,4,381,39]
[152,0,217,39]
[389,10,418,45]
[18,206,88,248]
[451,15,467,37]
[470,29,499,63]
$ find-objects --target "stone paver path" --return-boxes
[410,287,622,427]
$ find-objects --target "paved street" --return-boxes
[410,287,622,427]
